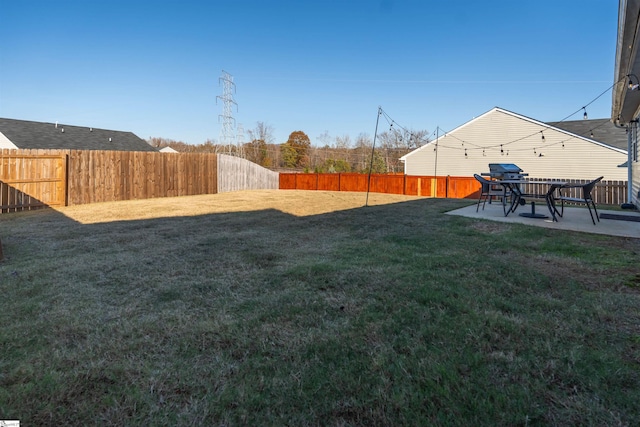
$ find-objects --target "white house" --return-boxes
[611,0,640,208]
[400,107,628,181]
[160,146,179,153]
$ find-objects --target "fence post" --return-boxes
[64,153,69,206]
[446,175,450,198]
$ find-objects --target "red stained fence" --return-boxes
[280,173,480,199]
[280,173,628,205]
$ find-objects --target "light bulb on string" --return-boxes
[583,107,588,120]
[541,131,545,141]
[500,144,504,155]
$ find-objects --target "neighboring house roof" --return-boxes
[159,146,179,153]
[0,118,158,152]
[546,119,629,151]
[400,107,628,181]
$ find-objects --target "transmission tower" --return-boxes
[216,70,237,155]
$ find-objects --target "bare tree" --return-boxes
[354,133,372,172]
[245,122,274,166]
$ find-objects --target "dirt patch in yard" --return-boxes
[54,190,425,224]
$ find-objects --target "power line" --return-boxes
[216,70,238,155]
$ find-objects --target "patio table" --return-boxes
[497,180,566,222]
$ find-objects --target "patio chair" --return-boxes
[473,174,509,212]
[554,176,604,225]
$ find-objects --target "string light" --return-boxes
[378,75,624,160]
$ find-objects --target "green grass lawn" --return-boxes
[1,193,639,426]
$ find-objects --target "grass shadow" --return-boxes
[0,192,639,425]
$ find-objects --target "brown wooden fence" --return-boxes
[0,150,67,212]
[521,178,627,206]
[67,150,218,205]
[279,173,628,205]
[1,149,218,212]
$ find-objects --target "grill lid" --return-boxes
[488,163,523,174]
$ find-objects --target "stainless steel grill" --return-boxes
[488,163,527,180]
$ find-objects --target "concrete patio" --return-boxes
[447,201,640,239]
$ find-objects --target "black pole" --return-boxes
[434,126,439,178]
[366,107,382,207]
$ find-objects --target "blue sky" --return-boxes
[0,0,619,146]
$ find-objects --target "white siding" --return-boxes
[0,132,18,149]
[402,108,628,181]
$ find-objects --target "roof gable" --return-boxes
[0,118,157,152]
[401,107,627,161]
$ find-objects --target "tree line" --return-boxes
[148,122,430,173]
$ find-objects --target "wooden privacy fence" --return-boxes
[0,149,630,214]
[68,150,218,205]
[1,149,282,213]
[0,150,67,212]
[279,173,628,205]
[1,149,218,212]
[280,173,480,198]
[520,178,627,206]
[217,154,279,192]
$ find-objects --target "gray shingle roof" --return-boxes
[0,118,157,152]
[546,118,628,151]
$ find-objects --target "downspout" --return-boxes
[628,120,635,207]
[614,118,637,209]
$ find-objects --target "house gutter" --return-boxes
[612,0,640,209]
